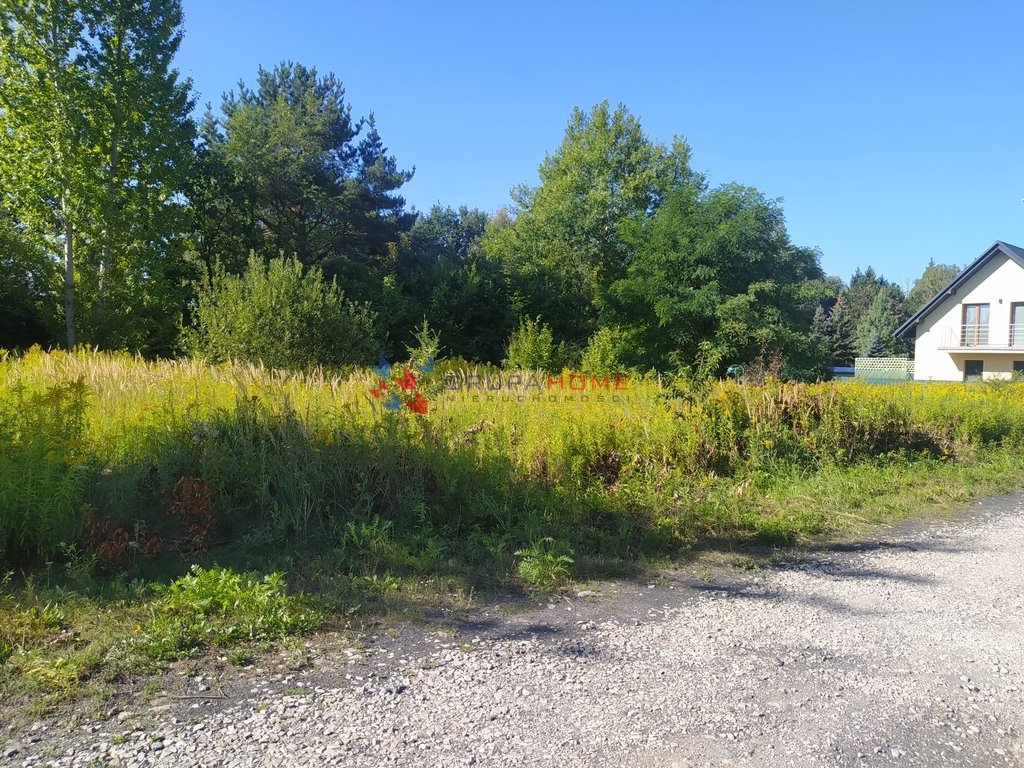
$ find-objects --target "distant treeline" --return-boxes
[0,2,956,378]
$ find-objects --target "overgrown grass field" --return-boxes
[5,348,1024,718]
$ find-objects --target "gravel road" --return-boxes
[6,496,1024,767]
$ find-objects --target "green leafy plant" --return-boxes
[137,566,322,660]
[187,255,379,370]
[503,317,571,371]
[580,326,634,375]
[340,516,395,567]
[60,543,99,592]
[0,379,89,563]
[514,537,574,589]
[0,577,65,664]
[674,340,725,390]
[227,649,254,666]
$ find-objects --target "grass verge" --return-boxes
[4,447,1022,728]
[5,350,1024,724]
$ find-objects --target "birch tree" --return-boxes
[0,0,196,353]
[0,1,90,348]
[83,0,196,351]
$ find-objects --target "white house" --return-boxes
[896,241,1024,382]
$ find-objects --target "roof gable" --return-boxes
[895,241,1024,340]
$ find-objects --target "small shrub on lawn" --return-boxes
[137,566,322,661]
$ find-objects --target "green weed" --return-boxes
[136,566,322,661]
[515,537,574,589]
[0,378,89,561]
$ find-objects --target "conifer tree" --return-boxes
[855,285,906,357]
[829,293,856,365]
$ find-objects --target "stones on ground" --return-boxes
[7,504,1024,766]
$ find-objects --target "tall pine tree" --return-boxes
[201,63,415,304]
[855,285,907,357]
[829,293,856,365]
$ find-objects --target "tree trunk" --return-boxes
[97,4,125,335]
[98,107,118,330]
[61,195,76,349]
[50,16,75,348]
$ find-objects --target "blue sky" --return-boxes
[175,0,1023,288]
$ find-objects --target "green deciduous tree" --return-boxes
[0,211,61,348]
[485,101,695,346]
[606,182,829,376]
[0,0,196,354]
[403,205,490,273]
[1,1,91,348]
[82,0,197,352]
[906,259,959,315]
[395,205,513,362]
[423,252,514,364]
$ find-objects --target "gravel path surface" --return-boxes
[7,496,1024,767]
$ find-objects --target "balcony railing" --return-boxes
[1011,323,1024,347]
[937,324,1024,349]
[959,323,989,347]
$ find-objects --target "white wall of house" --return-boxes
[913,252,1024,381]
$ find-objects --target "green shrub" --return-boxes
[187,255,379,370]
[137,565,322,660]
[503,316,571,371]
[580,327,634,375]
[405,318,443,369]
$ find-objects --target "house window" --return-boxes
[964,360,984,382]
[962,304,989,346]
[1014,361,1024,378]
[1012,304,1024,347]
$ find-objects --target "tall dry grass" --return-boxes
[4,348,1024,573]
